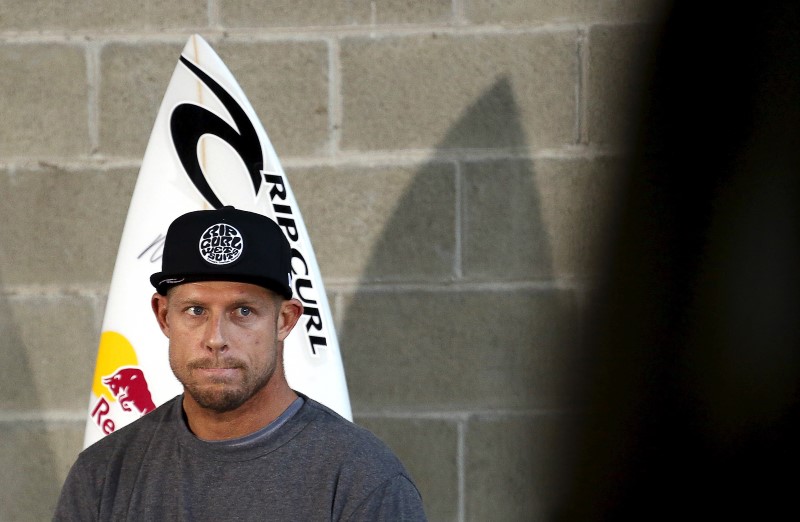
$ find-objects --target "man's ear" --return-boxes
[151,293,170,338]
[277,298,304,342]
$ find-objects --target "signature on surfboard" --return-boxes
[137,234,166,263]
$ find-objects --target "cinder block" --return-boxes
[356,417,458,522]
[0,420,84,522]
[0,167,136,285]
[339,288,580,411]
[218,0,372,27]
[340,31,578,151]
[0,0,207,31]
[215,41,330,157]
[98,42,185,158]
[586,24,658,147]
[369,0,454,24]
[219,0,453,26]
[465,414,574,521]
[465,0,669,24]
[0,43,89,158]
[467,0,572,24]
[288,163,456,281]
[0,294,99,411]
[462,157,623,280]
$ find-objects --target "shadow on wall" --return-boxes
[340,76,558,411]
[335,78,580,521]
[553,2,800,520]
[0,291,64,519]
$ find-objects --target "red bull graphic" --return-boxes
[103,367,156,415]
[89,332,155,435]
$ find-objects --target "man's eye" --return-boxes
[238,307,252,317]
[188,306,204,316]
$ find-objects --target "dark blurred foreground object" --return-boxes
[554,2,800,520]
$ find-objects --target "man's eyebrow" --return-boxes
[230,298,267,309]
[170,296,265,308]
[170,296,205,307]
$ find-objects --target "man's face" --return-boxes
[152,281,294,413]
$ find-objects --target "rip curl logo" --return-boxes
[199,223,243,265]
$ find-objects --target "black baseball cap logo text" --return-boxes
[199,223,243,265]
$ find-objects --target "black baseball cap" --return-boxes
[150,206,293,298]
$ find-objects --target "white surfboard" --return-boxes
[83,34,350,448]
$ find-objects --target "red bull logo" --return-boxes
[89,331,155,435]
[102,367,156,414]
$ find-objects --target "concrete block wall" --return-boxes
[0,1,666,520]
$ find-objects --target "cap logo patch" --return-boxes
[199,223,244,265]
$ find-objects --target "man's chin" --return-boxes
[187,385,249,413]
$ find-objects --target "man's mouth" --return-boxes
[189,359,246,381]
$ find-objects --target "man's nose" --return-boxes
[203,313,229,353]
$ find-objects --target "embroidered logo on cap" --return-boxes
[199,223,244,265]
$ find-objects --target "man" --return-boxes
[54,206,426,521]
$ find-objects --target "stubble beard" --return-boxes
[173,352,277,413]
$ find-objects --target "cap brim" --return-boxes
[150,272,291,299]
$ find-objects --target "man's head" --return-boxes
[149,207,302,420]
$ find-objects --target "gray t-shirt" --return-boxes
[54,394,426,521]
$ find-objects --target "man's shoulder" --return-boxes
[299,396,378,441]
[293,397,425,520]
[296,396,405,469]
